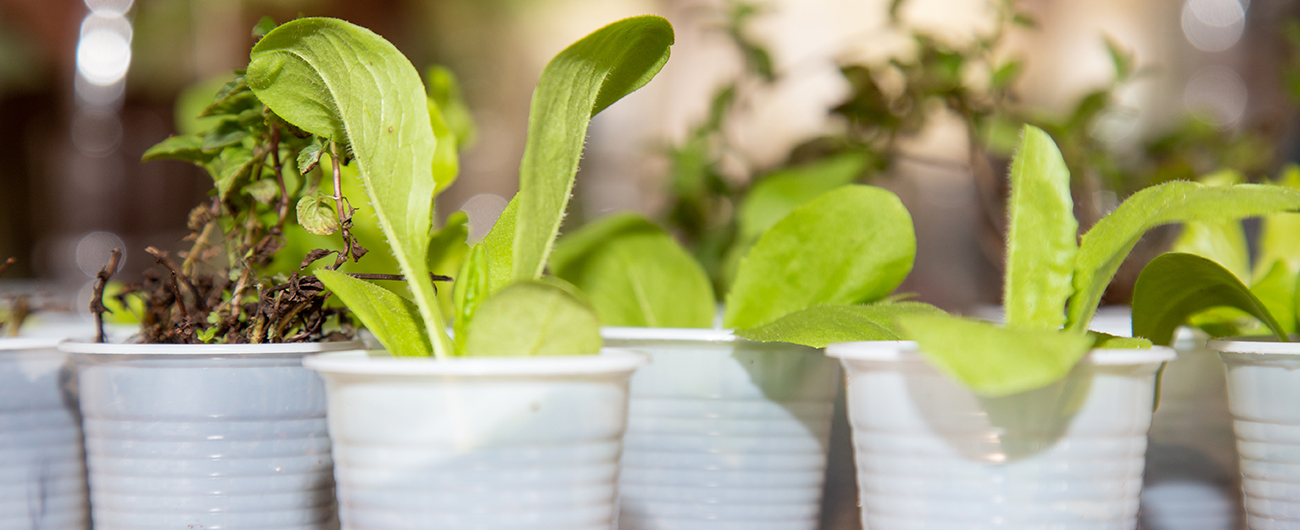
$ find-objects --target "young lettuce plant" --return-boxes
[890,126,1300,396]
[246,16,674,358]
[1131,166,1300,344]
[553,182,937,341]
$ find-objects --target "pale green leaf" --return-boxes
[737,152,868,243]
[1251,261,1298,335]
[551,213,714,328]
[210,146,257,200]
[897,313,1095,397]
[1255,164,1300,282]
[453,243,489,352]
[462,281,602,357]
[295,195,339,235]
[315,269,432,357]
[1067,182,1300,332]
[1091,332,1151,349]
[142,134,210,163]
[735,301,942,347]
[425,65,476,148]
[1131,252,1287,346]
[1171,169,1250,281]
[1004,125,1077,330]
[724,185,915,329]
[508,16,674,285]
[483,197,518,293]
[245,179,280,204]
[247,17,453,357]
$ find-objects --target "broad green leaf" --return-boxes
[201,119,249,151]
[737,152,868,243]
[462,281,602,357]
[735,301,942,347]
[551,213,714,328]
[1251,261,1298,335]
[483,198,518,293]
[209,146,257,199]
[425,65,476,149]
[315,269,432,357]
[1091,332,1152,349]
[897,313,1096,397]
[508,16,674,285]
[1131,252,1287,346]
[247,18,452,358]
[1171,169,1250,281]
[1066,182,1300,333]
[1004,125,1077,330]
[724,185,915,329]
[142,134,211,163]
[1255,165,1300,282]
[453,243,489,352]
[295,195,338,235]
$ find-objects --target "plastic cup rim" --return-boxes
[57,340,363,356]
[302,348,648,377]
[825,340,1177,365]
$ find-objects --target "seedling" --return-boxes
[246,16,674,358]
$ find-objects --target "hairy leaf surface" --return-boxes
[1004,125,1077,329]
[247,18,452,357]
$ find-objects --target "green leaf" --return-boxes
[551,213,714,328]
[991,59,1022,90]
[507,16,674,285]
[1251,261,1298,335]
[142,134,211,163]
[252,16,277,39]
[1067,181,1300,332]
[737,152,867,243]
[1171,169,1250,281]
[462,281,602,357]
[1104,36,1134,79]
[453,243,489,352]
[244,179,280,204]
[248,17,453,358]
[724,185,915,329]
[1091,332,1152,349]
[1004,125,1077,330]
[897,313,1096,397]
[425,65,476,148]
[735,301,942,347]
[483,197,518,293]
[1255,164,1300,282]
[296,195,339,235]
[1131,252,1288,346]
[209,146,257,199]
[315,269,433,357]
[297,138,323,175]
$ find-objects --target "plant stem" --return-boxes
[90,249,122,343]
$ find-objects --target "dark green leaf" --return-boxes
[201,119,249,151]
[209,146,257,199]
[142,134,211,163]
[297,138,323,175]
[1131,252,1288,346]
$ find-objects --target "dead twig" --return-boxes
[90,249,123,343]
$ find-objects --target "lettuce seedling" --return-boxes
[246,16,674,358]
[894,126,1300,396]
[554,183,933,341]
[1132,167,1300,344]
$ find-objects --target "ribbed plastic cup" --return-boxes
[1143,329,1243,530]
[1211,336,1300,529]
[604,327,842,530]
[0,337,90,530]
[61,340,360,530]
[827,340,1174,529]
[303,349,647,530]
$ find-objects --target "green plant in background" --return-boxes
[554,181,937,339]
[1132,167,1300,345]
[247,16,674,358]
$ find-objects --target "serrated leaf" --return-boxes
[1004,125,1077,330]
[505,16,674,287]
[209,146,257,199]
[297,138,323,175]
[1131,252,1288,346]
[462,281,602,357]
[201,119,248,151]
[315,269,432,357]
[142,134,211,163]
[897,313,1095,397]
[724,184,915,329]
[296,195,339,235]
[735,301,942,347]
[1067,181,1300,332]
[248,17,453,358]
[552,213,715,328]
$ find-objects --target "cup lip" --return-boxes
[303,348,648,376]
[57,340,363,356]
[1208,335,1300,355]
[825,340,1177,365]
[601,326,736,343]
[0,337,65,351]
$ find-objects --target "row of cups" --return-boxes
[0,321,1289,529]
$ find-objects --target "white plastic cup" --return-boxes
[827,340,1174,529]
[303,349,647,530]
[60,340,360,530]
[1211,336,1300,529]
[0,338,90,530]
[603,327,842,530]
